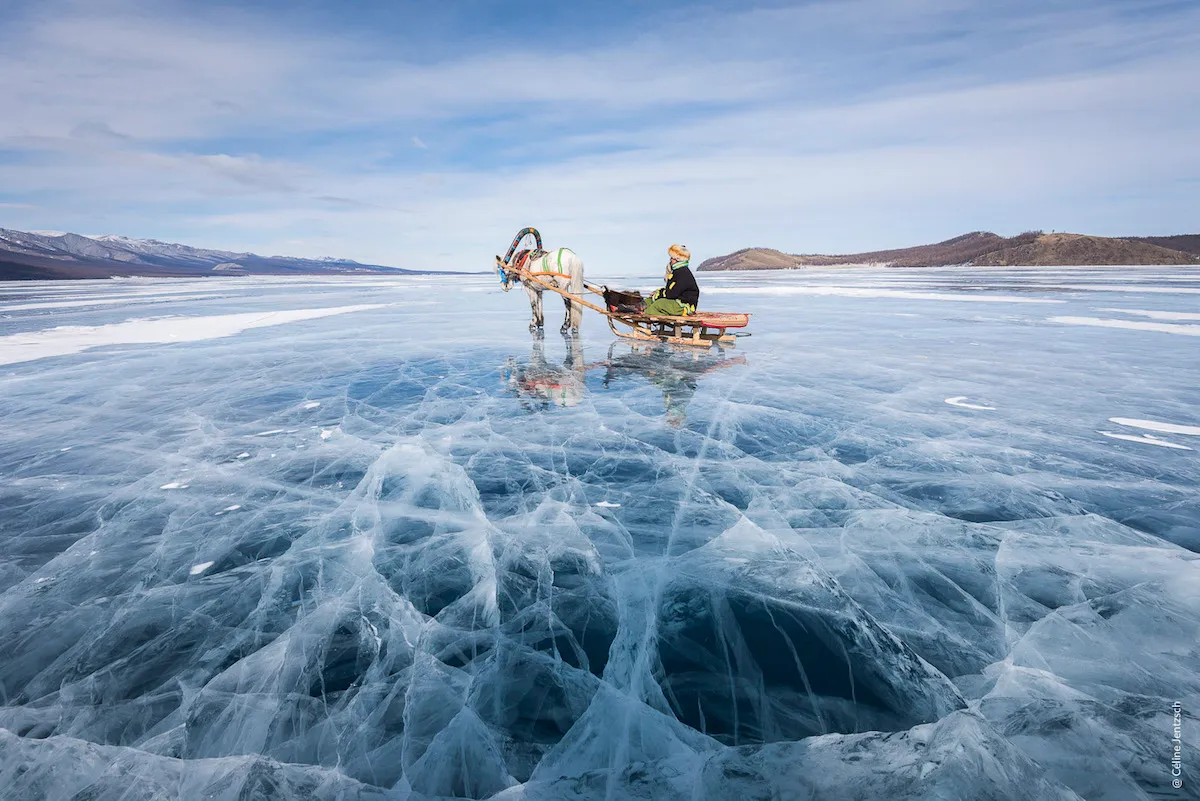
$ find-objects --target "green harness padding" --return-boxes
[528,248,574,276]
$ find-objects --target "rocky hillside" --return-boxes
[973,233,1199,266]
[698,231,1200,270]
[1126,234,1200,258]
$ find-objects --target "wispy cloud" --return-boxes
[1,0,1198,272]
[69,121,130,142]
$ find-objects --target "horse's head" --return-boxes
[495,255,513,292]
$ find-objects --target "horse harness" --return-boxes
[509,248,573,280]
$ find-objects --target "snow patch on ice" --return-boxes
[1109,417,1200,437]
[0,294,225,312]
[1051,316,1200,336]
[301,401,321,409]
[159,481,189,489]
[1056,284,1200,294]
[1098,308,1200,321]
[1097,431,1192,450]
[945,396,996,411]
[0,304,389,366]
[188,561,215,575]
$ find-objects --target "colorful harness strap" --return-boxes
[503,227,543,265]
[528,248,572,276]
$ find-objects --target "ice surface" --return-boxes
[1,268,1199,800]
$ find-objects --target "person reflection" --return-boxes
[601,341,748,428]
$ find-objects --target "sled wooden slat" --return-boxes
[615,311,749,328]
[605,313,745,347]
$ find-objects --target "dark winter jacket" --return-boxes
[662,262,699,308]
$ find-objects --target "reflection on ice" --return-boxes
[0,270,1198,800]
[503,333,588,409]
[502,334,748,427]
[599,341,747,428]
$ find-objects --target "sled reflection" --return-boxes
[599,340,748,427]
[502,334,747,424]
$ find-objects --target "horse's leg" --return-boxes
[569,254,584,332]
[526,283,543,330]
[560,287,573,334]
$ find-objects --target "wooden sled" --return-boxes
[607,310,750,347]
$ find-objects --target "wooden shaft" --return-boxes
[520,271,610,315]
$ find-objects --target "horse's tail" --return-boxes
[568,250,584,330]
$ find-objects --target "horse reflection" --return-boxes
[503,332,588,410]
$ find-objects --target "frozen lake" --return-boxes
[1,267,1197,800]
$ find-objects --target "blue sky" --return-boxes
[1,0,1198,273]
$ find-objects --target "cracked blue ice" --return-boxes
[0,268,1198,800]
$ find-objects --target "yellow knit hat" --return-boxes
[668,244,690,262]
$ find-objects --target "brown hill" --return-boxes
[697,248,810,271]
[1126,235,1200,258]
[698,231,1200,270]
[973,233,1199,266]
[698,231,1031,270]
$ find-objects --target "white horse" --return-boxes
[495,227,585,334]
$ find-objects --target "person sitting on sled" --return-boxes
[643,244,699,316]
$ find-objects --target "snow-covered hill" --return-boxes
[89,234,250,266]
[0,227,422,280]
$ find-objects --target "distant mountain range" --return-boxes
[697,231,1200,271]
[0,227,434,280]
